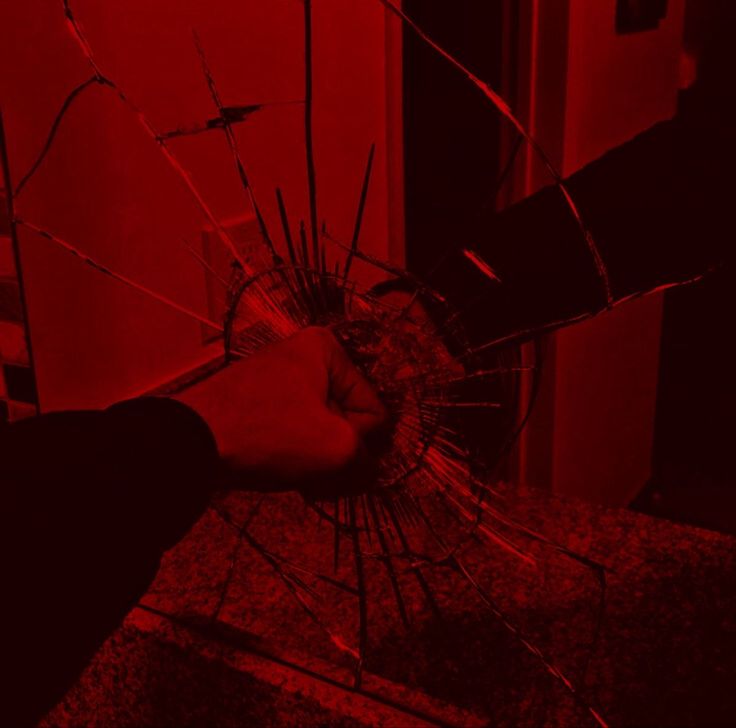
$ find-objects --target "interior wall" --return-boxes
[563,0,685,173]
[551,0,684,505]
[515,0,685,504]
[0,0,398,411]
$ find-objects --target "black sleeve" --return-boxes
[0,397,219,727]
[431,87,734,349]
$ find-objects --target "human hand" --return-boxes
[175,327,387,495]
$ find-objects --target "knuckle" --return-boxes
[301,325,326,339]
[302,325,337,348]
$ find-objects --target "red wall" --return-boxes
[513,0,685,504]
[1,0,398,410]
[551,0,684,504]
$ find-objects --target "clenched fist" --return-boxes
[176,327,387,494]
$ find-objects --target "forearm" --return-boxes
[1,397,219,725]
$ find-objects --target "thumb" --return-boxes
[325,333,387,437]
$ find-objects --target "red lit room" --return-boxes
[1,1,734,726]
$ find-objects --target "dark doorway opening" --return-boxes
[402,1,505,277]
